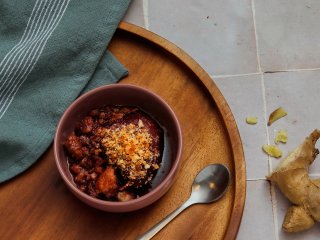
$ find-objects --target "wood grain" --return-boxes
[0,22,246,240]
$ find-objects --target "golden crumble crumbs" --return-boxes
[101,120,160,182]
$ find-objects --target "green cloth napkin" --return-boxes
[0,0,131,182]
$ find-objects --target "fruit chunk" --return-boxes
[268,107,287,126]
[262,144,282,158]
[96,166,119,197]
[246,117,258,125]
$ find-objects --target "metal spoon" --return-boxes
[137,164,230,240]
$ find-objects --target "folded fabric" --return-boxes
[0,0,131,182]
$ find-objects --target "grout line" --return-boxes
[211,66,320,79]
[251,0,262,73]
[260,48,280,240]
[247,178,267,181]
[261,75,271,186]
[211,72,260,79]
[264,67,320,73]
[270,182,279,240]
[252,0,281,230]
[142,0,149,30]
[262,73,280,240]
[310,173,320,178]
[252,0,279,237]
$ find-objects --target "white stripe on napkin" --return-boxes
[0,0,55,91]
[0,0,42,80]
[0,0,47,86]
[0,0,71,119]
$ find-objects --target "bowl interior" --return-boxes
[55,84,181,201]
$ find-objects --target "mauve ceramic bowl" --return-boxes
[54,84,182,212]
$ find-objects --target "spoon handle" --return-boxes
[136,198,194,240]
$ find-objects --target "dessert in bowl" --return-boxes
[54,84,182,212]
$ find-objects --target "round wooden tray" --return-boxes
[0,22,246,240]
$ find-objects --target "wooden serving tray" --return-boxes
[0,22,246,240]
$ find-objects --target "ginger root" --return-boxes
[267,129,320,232]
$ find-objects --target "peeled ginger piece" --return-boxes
[246,117,258,125]
[275,129,288,144]
[268,107,287,126]
[262,144,282,158]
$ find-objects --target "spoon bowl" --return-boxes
[137,164,230,240]
[190,164,230,204]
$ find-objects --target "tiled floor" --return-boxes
[124,1,320,239]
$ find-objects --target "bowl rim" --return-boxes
[54,83,182,208]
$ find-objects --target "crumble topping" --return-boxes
[101,120,160,182]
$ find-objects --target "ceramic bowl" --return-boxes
[54,83,182,212]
